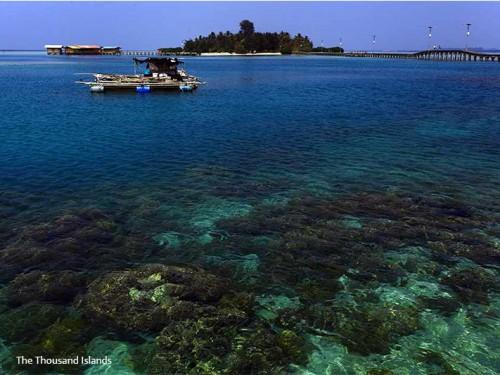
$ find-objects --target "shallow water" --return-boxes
[0,53,499,374]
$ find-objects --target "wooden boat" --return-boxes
[76,57,203,92]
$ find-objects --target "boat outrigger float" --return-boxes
[76,57,204,92]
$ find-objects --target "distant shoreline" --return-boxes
[200,52,282,57]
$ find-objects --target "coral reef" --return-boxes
[0,190,498,373]
[79,264,225,333]
[0,303,64,343]
[0,208,152,283]
[149,321,306,375]
[6,270,87,306]
[331,291,421,355]
[217,192,498,295]
[442,266,497,304]
[9,314,93,374]
[210,191,500,358]
[80,263,310,374]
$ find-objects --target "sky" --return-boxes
[0,1,499,51]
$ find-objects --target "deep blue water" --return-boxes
[0,53,499,374]
[2,54,500,200]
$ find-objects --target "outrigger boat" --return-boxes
[77,57,203,92]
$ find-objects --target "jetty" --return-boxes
[343,49,500,62]
[122,50,159,56]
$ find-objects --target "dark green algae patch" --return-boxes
[0,191,499,374]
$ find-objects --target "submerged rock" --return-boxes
[8,314,93,374]
[0,303,64,343]
[79,263,309,374]
[442,266,497,304]
[0,208,150,282]
[80,264,225,333]
[214,192,499,305]
[6,270,87,306]
[148,321,307,375]
[330,291,421,355]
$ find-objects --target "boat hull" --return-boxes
[79,81,199,91]
[76,69,203,92]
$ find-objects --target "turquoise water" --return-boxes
[0,52,499,374]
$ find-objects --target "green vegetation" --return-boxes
[311,46,344,53]
[159,20,344,55]
[157,47,183,54]
[180,20,320,54]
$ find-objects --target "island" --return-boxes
[158,20,344,56]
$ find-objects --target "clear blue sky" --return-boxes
[1,2,499,51]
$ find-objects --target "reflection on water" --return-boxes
[0,53,499,374]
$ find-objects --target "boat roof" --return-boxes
[44,45,63,49]
[102,46,121,49]
[133,57,183,64]
[133,57,184,73]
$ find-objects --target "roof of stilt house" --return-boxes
[66,45,102,49]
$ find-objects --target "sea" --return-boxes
[0,52,499,374]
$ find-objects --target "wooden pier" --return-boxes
[121,50,199,57]
[122,50,159,56]
[343,49,500,62]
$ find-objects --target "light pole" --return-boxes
[466,23,471,51]
[428,26,432,50]
[372,35,376,52]
[339,37,343,49]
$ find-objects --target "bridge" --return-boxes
[117,49,500,62]
[344,49,500,62]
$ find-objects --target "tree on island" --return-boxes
[239,20,255,37]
